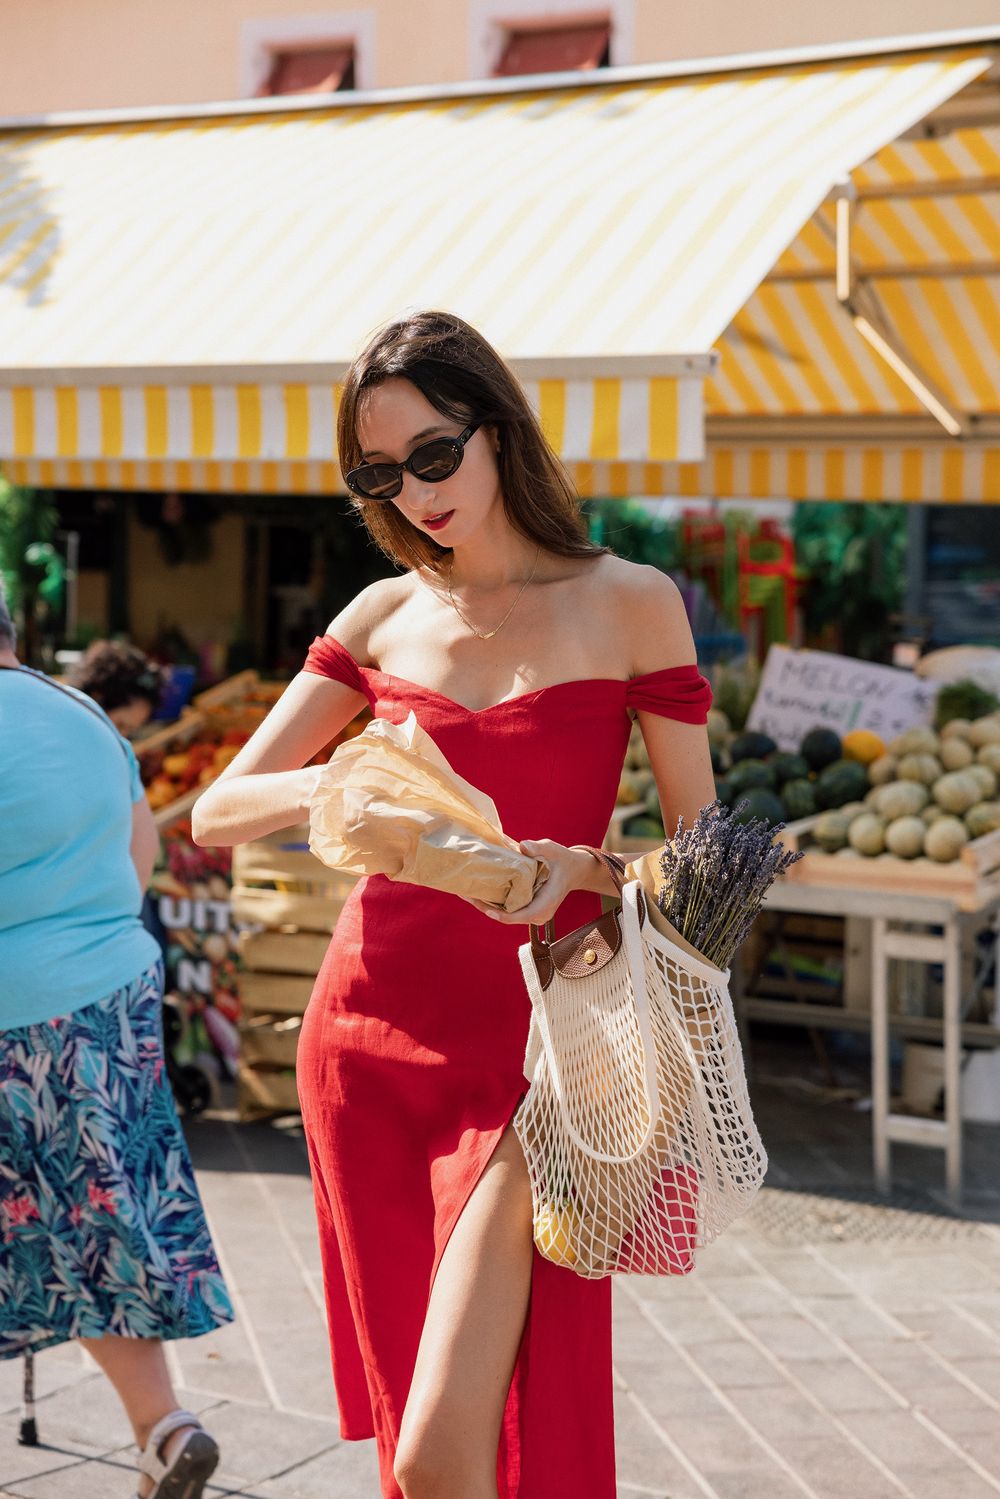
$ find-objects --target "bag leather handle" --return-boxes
[529,845,629,952]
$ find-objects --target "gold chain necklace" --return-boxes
[445,547,541,641]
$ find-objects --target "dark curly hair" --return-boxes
[68,641,162,712]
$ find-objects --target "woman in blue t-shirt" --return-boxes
[0,586,232,1499]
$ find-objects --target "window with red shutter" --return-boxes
[493,21,610,78]
[257,45,356,97]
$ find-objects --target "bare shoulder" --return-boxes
[598,556,696,675]
[324,573,412,668]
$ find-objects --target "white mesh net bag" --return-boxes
[513,878,767,1279]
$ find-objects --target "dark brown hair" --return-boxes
[68,641,162,712]
[336,310,611,574]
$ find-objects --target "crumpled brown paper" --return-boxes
[308,711,549,912]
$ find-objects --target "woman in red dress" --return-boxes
[193,310,715,1499]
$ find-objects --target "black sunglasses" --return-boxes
[345,423,480,501]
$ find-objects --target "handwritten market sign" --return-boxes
[746,645,937,751]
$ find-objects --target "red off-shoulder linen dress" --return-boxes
[296,635,711,1499]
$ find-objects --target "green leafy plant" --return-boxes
[582,498,679,572]
[0,479,59,659]
[934,679,1000,728]
[792,502,907,661]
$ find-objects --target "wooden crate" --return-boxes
[777,816,1000,913]
[240,1013,302,1068]
[233,823,358,1119]
[239,971,318,1017]
[237,1063,300,1118]
[743,910,846,1006]
[241,929,332,976]
[192,669,261,710]
[231,885,347,932]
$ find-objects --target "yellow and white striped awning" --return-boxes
[0,43,989,482]
[713,152,1000,423]
[6,440,1000,505]
[0,376,703,469]
[698,84,1000,501]
[565,444,1000,503]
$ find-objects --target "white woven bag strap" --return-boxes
[625,881,713,1082]
[518,881,664,1165]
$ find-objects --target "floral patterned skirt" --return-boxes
[0,963,234,1360]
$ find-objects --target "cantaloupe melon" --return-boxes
[939,737,974,771]
[885,816,926,859]
[924,817,969,862]
[933,771,981,815]
[848,813,886,857]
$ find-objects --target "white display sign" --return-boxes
[745,645,937,752]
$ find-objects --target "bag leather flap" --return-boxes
[530,907,623,990]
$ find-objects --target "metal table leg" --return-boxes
[943,915,963,1207]
[871,916,891,1194]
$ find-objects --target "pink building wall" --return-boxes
[0,0,995,116]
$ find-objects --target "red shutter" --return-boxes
[258,46,355,97]
[494,23,610,78]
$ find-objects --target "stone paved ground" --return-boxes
[2,1037,1000,1499]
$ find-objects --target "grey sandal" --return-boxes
[136,1408,219,1499]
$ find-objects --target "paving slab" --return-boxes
[2,1062,999,1499]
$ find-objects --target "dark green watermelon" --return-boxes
[730,731,778,764]
[728,758,777,795]
[815,758,870,809]
[782,778,817,819]
[715,776,734,808]
[769,751,810,787]
[732,789,786,828]
[801,727,842,772]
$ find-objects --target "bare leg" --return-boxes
[79,1335,193,1497]
[393,1125,535,1499]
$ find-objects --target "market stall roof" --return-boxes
[0,32,991,483]
[694,41,1000,503]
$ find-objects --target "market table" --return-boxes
[608,808,1000,1208]
[742,876,1000,1208]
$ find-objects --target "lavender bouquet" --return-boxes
[653,800,803,970]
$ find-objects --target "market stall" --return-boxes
[751,847,1000,1209]
[135,672,369,1108]
[2,31,999,1141]
[609,656,1000,1202]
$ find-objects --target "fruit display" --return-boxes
[136,673,372,1110]
[140,726,252,812]
[710,725,871,830]
[617,722,663,839]
[136,675,370,823]
[821,714,1000,864]
[614,669,1000,869]
[618,715,883,839]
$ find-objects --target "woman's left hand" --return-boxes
[465,839,590,926]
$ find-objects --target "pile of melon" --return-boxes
[616,713,878,838]
[813,718,1000,864]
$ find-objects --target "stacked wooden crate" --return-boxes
[776,816,1000,912]
[231,824,357,1120]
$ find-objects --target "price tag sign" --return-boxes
[745,645,937,751]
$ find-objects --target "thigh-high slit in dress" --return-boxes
[295,634,711,1499]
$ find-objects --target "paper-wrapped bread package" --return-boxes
[308,711,548,912]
